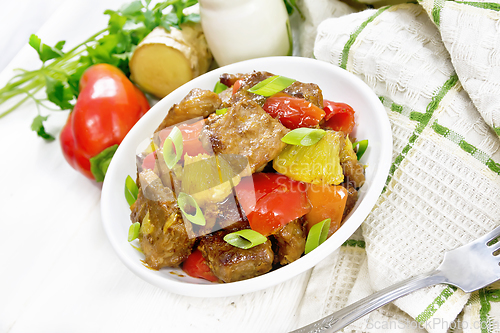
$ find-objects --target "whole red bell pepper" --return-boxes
[60,64,150,181]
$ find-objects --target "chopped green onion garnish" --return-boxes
[214,81,229,94]
[177,192,206,226]
[247,75,296,97]
[352,139,368,160]
[125,175,139,207]
[223,229,267,249]
[163,126,183,169]
[281,128,326,146]
[128,222,141,242]
[216,108,228,115]
[305,218,331,254]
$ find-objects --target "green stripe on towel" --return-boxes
[477,288,500,333]
[341,239,366,248]
[431,0,500,27]
[385,74,459,187]
[455,1,500,11]
[415,285,458,323]
[340,6,391,69]
[432,121,500,175]
[479,288,491,333]
[431,0,446,26]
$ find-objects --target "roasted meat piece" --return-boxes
[133,170,195,270]
[219,71,274,90]
[131,169,175,224]
[342,185,358,220]
[219,73,244,87]
[141,200,195,269]
[339,136,365,188]
[202,99,289,173]
[218,87,233,108]
[219,71,323,109]
[283,81,324,108]
[130,174,148,224]
[221,71,274,106]
[272,219,306,265]
[199,230,274,282]
[155,88,222,132]
[184,194,247,238]
[237,71,275,91]
[342,159,365,188]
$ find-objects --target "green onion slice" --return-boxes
[223,229,267,249]
[281,128,326,146]
[352,139,368,160]
[125,175,139,207]
[163,126,183,169]
[177,192,206,226]
[305,218,331,254]
[128,222,141,242]
[216,108,228,115]
[213,81,229,94]
[247,75,296,97]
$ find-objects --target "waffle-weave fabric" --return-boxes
[296,1,500,332]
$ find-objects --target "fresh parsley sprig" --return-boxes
[0,0,200,140]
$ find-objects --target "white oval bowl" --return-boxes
[101,56,393,298]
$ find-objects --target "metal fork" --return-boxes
[292,225,500,333]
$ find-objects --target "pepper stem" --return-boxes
[89,144,119,182]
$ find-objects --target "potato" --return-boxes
[129,24,212,99]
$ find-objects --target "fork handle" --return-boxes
[292,270,447,333]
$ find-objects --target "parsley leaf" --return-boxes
[45,76,74,110]
[29,34,65,63]
[31,115,55,141]
[1,0,201,141]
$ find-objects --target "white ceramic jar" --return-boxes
[198,0,291,66]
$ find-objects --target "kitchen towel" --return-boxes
[295,1,500,332]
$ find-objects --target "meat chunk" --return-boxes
[221,71,274,107]
[272,219,306,265]
[184,194,246,238]
[140,200,195,269]
[283,81,324,108]
[134,170,195,269]
[131,169,174,224]
[218,88,233,108]
[155,88,222,132]
[138,169,175,202]
[130,174,148,224]
[219,71,274,90]
[237,71,275,91]
[339,135,365,188]
[199,230,274,282]
[202,99,289,172]
[219,73,244,87]
[342,159,365,188]
[342,185,358,221]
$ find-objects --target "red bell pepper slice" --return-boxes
[157,119,207,158]
[232,79,242,95]
[305,183,348,238]
[236,173,311,236]
[182,249,218,282]
[322,100,355,134]
[262,93,325,130]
